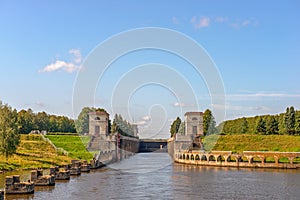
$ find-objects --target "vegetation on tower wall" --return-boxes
[111,114,136,137]
[75,107,110,134]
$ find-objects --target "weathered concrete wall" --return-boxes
[185,112,203,136]
[167,138,174,159]
[139,139,167,152]
[173,151,300,169]
[89,111,109,136]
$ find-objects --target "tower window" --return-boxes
[192,126,197,134]
[192,117,197,121]
[95,126,100,134]
[95,117,100,121]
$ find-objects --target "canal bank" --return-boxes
[0,153,299,200]
[168,137,300,169]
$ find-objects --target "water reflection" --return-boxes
[0,153,299,200]
[5,194,34,200]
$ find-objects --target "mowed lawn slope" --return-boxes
[45,134,93,161]
[204,134,300,153]
[0,134,71,171]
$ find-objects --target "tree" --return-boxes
[203,109,216,135]
[240,117,248,134]
[111,114,118,133]
[0,102,20,159]
[278,114,285,135]
[295,113,300,135]
[256,117,266,135]
[17,109,34,134]
[34,111,50,131]
[49,115,58,132]
[75,107,95,134]
[284,106,295,135]
[177,122,185,135]
[266,116,279,135]
[170,117,181,137]
[112,113,135,136]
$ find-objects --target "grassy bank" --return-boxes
[0,134,71,171]
[204,134,300,153]
[45,134,93,160]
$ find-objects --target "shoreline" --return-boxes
[172,151,300,170]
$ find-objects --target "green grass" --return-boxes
[0,134,72,171]
[45,134,93,160]
[204,134,300,153]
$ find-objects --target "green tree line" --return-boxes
[17,109,76,133]
[218,106,300,135]
[0,101,76,159]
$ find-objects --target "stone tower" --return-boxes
[88,111,109,136]
[132,124,138,137]
[184,112,203,136]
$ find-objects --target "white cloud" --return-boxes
[135,115,152,126]
[69,49,82,63]
[39,60,80,73]
[136,120,147,125]
[172,17,179,25]
[215,17,228,23]
[173,102,196,108]
[173,102,185,107]
[227,92,300,101]
[39,49,82,73]
[242,20,251,26]
[142,115,151,121]
[189,16,257,30]
[191,16,210,29]
[229,19,254,29]
[211,103,270,112]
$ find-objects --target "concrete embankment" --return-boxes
[173,151,300,169]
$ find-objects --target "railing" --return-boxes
[40,134,69,156]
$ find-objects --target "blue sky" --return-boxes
[0,1,299,138]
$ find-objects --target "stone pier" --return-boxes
[172,150,300,169]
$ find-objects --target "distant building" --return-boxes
[175,111,204,152]
[132,124,139,137]
[184,112,203,136]
[88,111,109,136]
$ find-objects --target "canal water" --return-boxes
[1,153,300,200]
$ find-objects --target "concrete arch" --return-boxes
[208,155,216,161]
[265,156,276,163]
[201,155,207,161]
[292,157,300,164]
[217,155,225,162]
[227,156,237,162]
[250,156,262,163]
[183,154,186,160]
[191,154,195,160]
[241,156,249,163]
[186,154,190,160]
[195,154,200,160]
[278,156,289,163]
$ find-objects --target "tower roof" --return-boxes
[184,112,203,116]
[89,111,109,116]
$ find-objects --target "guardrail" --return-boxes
[40,134,69,156]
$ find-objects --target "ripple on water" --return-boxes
[1,153,300,200]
